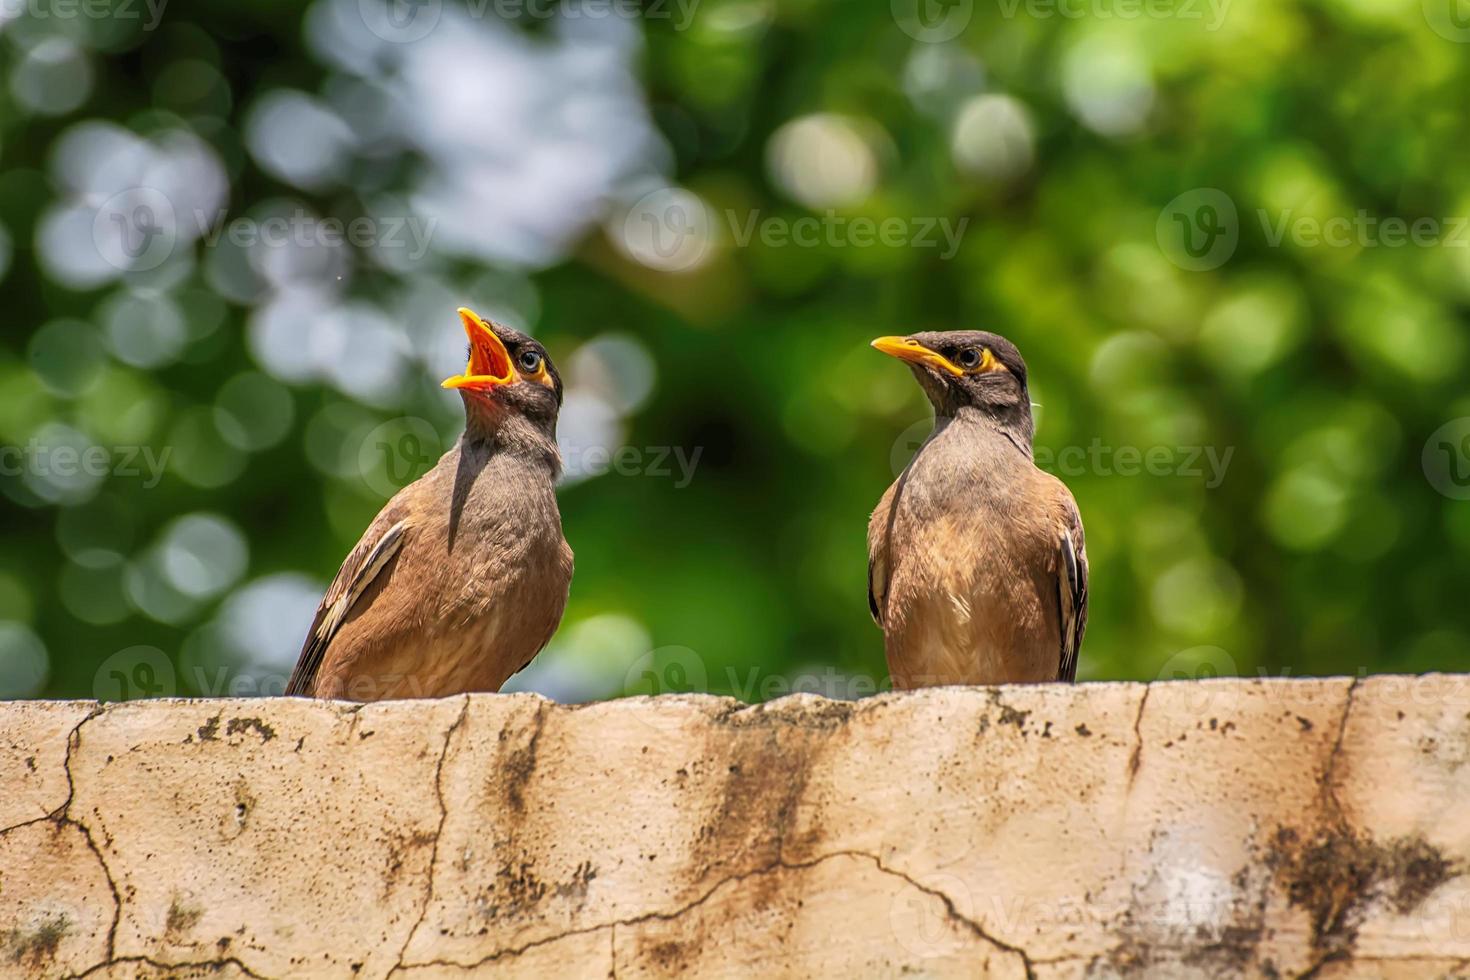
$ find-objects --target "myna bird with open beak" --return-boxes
[867,332,1087,688]
[287,308,574,701]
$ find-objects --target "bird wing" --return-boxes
[867,482,898,627]
[286,518,409,697]
[1056,504,1089,682]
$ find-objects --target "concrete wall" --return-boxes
[2,676,1469,978]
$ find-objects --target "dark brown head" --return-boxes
[442,307,563,445]
[871,330,1034,447]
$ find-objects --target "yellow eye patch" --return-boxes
[871,336,1008,377]
[516,355,555,390]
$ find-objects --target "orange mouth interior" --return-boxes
[442,308,513,391]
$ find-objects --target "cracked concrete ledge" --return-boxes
[2,676,1469,979]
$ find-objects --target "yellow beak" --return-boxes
[870,336,964,377]
[442,308,514,391]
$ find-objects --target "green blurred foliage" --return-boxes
[1,0,1468,701]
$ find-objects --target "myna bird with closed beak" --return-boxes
[287,308,574,701]
[867,331,1087,688]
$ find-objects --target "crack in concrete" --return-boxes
[5,704,127,975]
[47,705,104,821]
[0,705,139,978]
[391,695,471,975]
[56,706,123,968]
[393,849,1038,977]
[1125,684,1151,790]
[859,851,1037,979]
[1321,676,1360,820]
[60,708,124,969]
[10,681,1465,979]
[64,953,270,979]
[0,813,53,837]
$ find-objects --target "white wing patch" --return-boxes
[314,520,407,649]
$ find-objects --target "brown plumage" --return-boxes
[868,331,1087,688]
[287,308,573,701]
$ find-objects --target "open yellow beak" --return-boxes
[442,308,514,391]
[870,336,964,377]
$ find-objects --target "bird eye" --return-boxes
[956,348,983,369]
[518,350,543,372]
